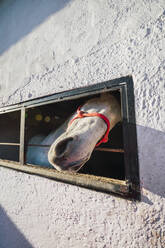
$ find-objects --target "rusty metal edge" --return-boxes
[0,159,130,197]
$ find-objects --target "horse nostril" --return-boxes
[55,137,74,157]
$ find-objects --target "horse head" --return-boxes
[48,93,121,172]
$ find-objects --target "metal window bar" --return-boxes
[27,143,124,153]
[0,143,20,146]
[19,107,25,164]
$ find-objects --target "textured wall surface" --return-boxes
[0,0,165,247]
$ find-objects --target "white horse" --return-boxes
[26,93,121,172]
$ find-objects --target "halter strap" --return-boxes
[68,106,110,147]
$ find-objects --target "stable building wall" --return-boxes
[0,0,165,247]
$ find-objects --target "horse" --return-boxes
[26,93,121,172]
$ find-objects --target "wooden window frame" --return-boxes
[0,76,140,200]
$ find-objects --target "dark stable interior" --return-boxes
[25,90,125,180]
[0,91,125,180]
[0,111,20,161]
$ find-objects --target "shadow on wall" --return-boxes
[0,205,33,248]
[137,125,165,201]
[0,0,71,55]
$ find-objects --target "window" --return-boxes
[0,76,140,200]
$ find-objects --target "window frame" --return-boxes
[0,76,140,200]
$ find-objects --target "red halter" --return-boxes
[68,106,110,147]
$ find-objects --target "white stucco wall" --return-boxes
[0,0,165,247]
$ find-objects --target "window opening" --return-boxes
[0,76,140,200]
